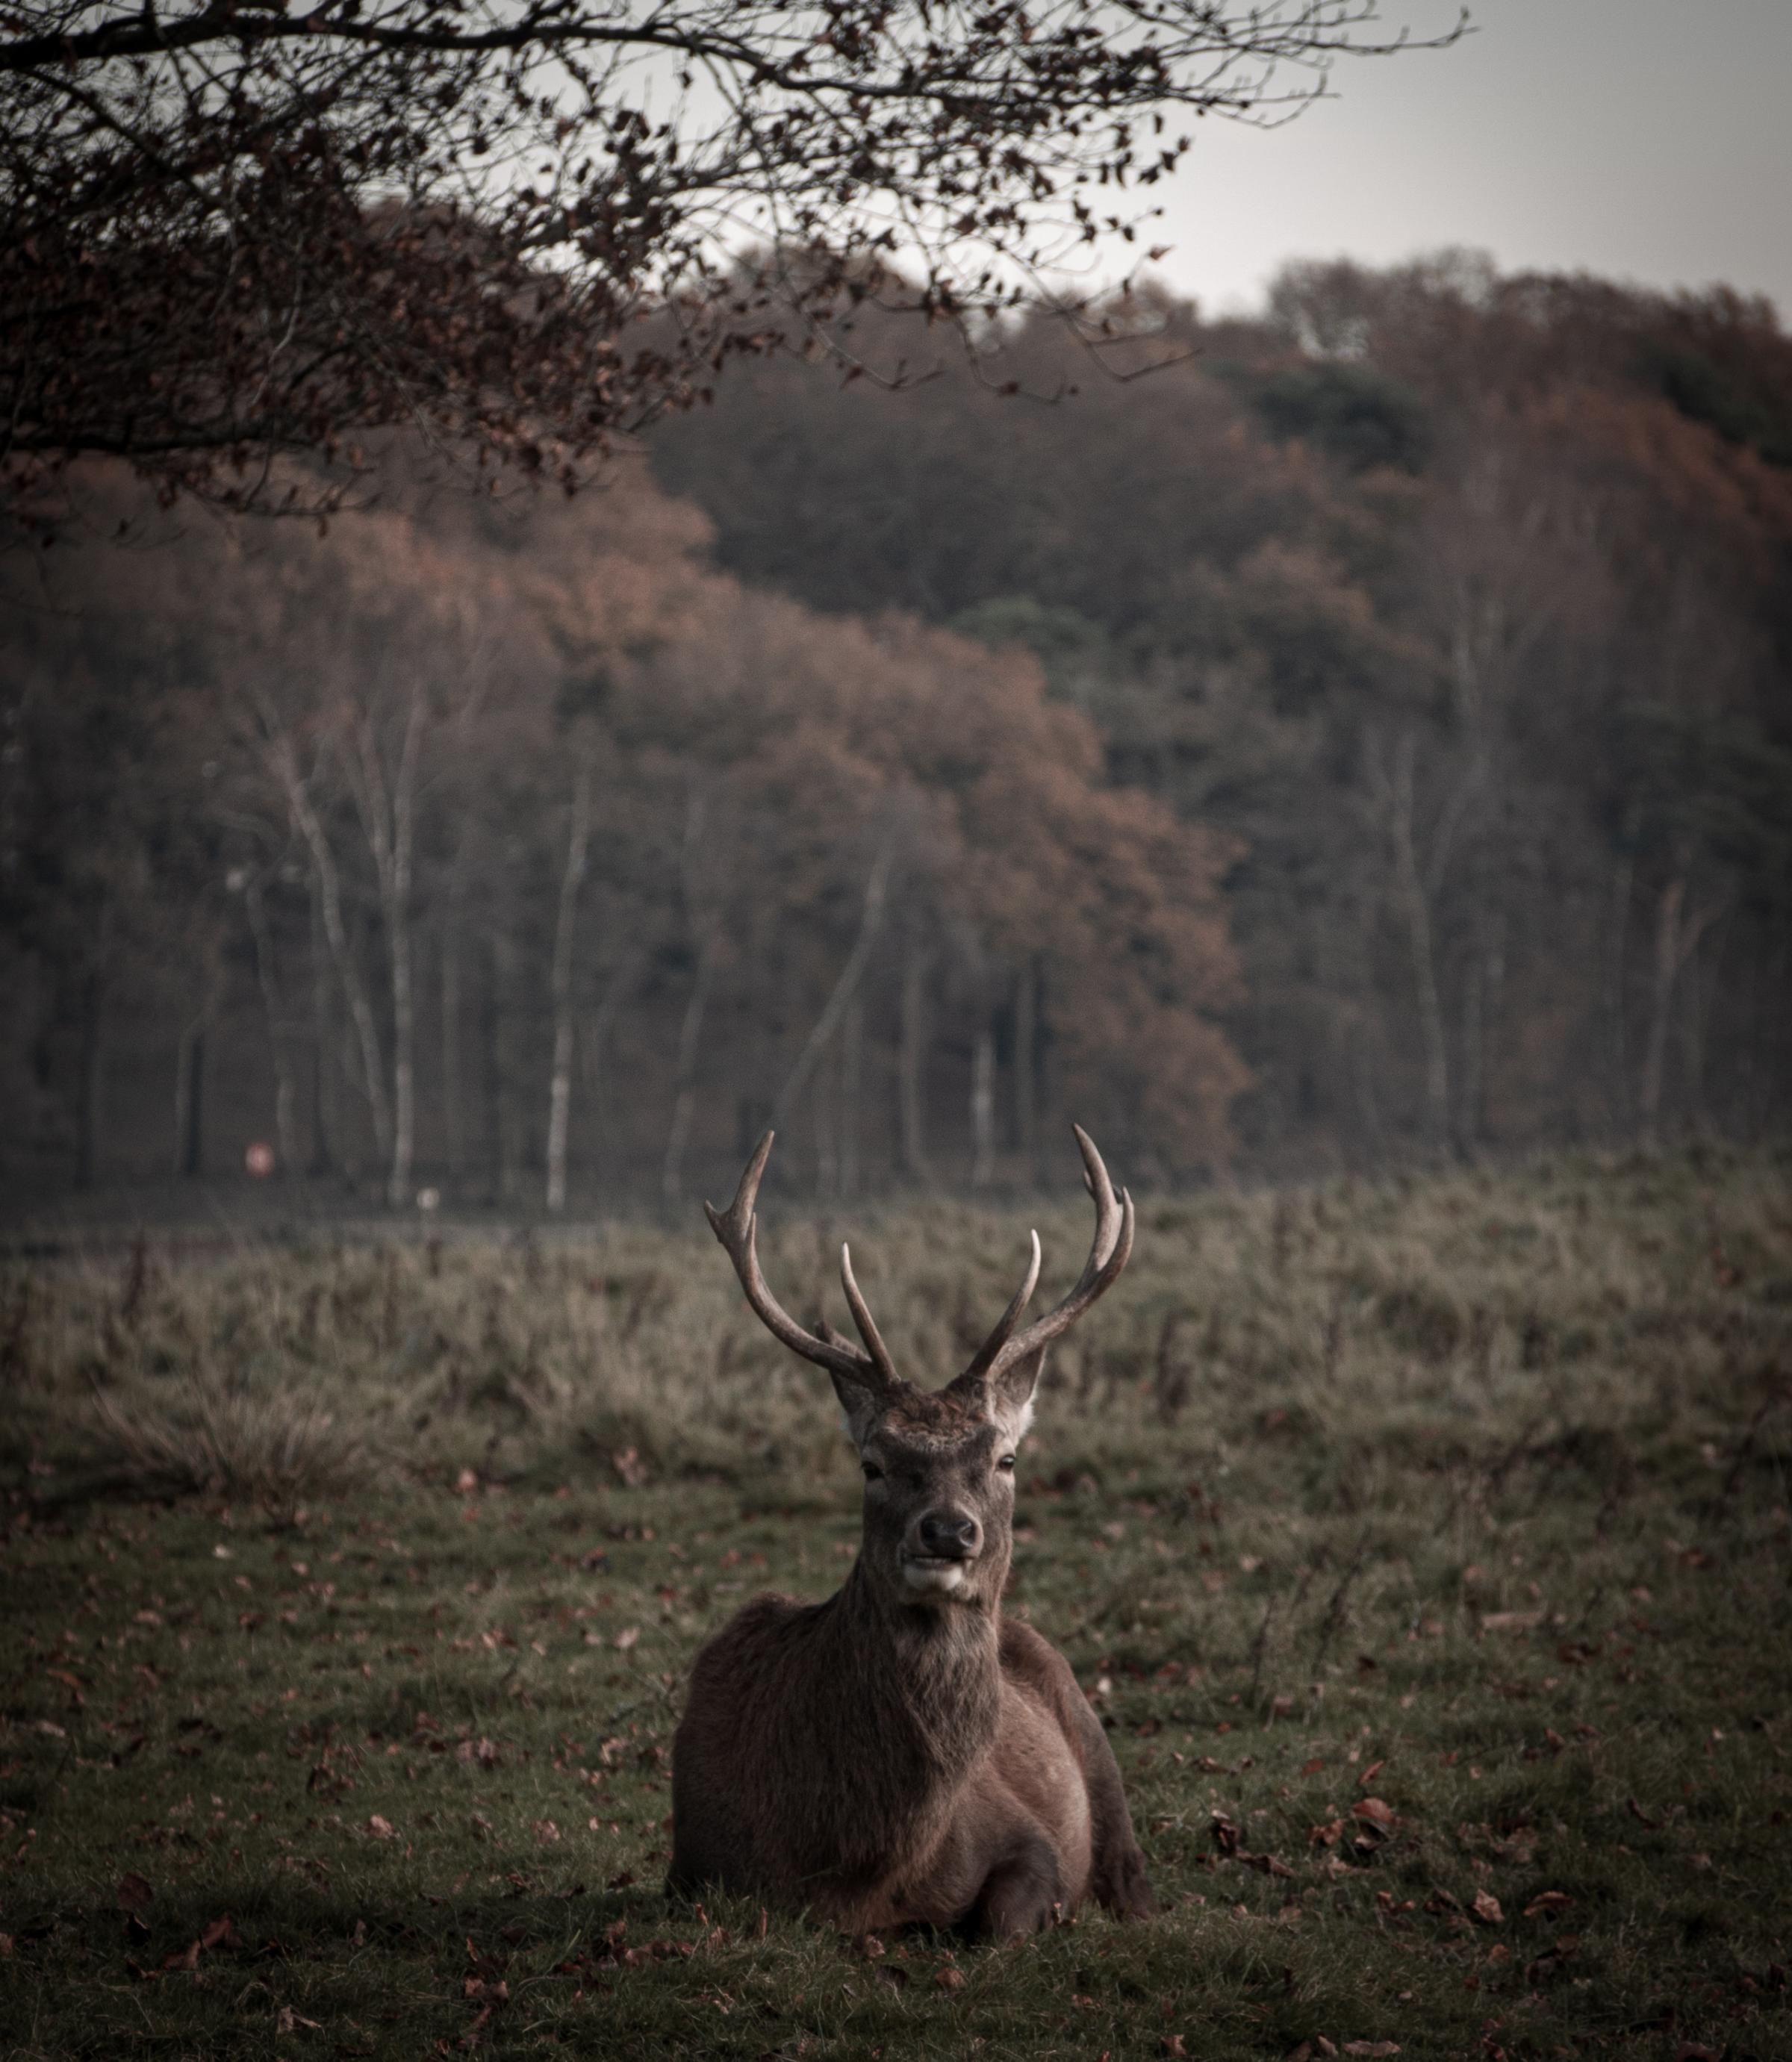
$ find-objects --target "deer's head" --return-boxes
[705,1127,1133,1612]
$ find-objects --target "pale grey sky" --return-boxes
[1107,0,1792,319]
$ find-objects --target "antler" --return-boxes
[953,1125,1134,1393]
[705,1132,900,1391]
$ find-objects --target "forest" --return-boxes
[3,250,1789,1211]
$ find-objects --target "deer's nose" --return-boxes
[916,1511,981,1560]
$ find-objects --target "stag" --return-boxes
[669,1126,1154,1938]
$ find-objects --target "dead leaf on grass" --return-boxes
[1522,1891,1573,1918]
[116,1873,154,1915]
[1471,1892,1503,1924]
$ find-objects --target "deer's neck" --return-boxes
[825,1563,1003,1792]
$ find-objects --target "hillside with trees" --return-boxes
[0,455,1243,1209]
[2,252,1787,1211]
[654,252,1792,1173]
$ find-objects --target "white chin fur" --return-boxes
[901,1560,968,1595]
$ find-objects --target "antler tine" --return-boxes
[704,1132,888,1388]
[956,1228,1042,1383]
[839,1244,900,1387]
[977,1126,1135,1386]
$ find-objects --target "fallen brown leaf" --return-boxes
[116,1873,154,1916]
[1522,1891,1573,1918]
[1471,1891,1503,1924]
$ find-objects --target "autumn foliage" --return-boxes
[1,454,1245,1200]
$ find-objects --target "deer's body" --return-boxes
[668,1129,1154,1938]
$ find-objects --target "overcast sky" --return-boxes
[1104,0,1792,320]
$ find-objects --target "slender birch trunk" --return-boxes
[545,753,594,1213]
[383,691,423,1208]
[243,873,300,1175]
[441,885,464,1185]
[307,876,338,1174]
[264,721,391,1163]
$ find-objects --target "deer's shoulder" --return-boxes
[998,1614,1084,1710]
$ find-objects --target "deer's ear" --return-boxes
[827,1366,883,1449]
[986,1347,1045,1443]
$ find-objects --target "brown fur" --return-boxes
[668,1388,1154,1936]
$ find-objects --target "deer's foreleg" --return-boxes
[969,1822,1065,1939]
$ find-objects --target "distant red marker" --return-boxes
[245,1141,275,1177]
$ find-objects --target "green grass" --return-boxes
[2,1146,1791,2059]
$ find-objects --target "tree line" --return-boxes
[0,451,1242,1206]
[3,251,1788,1207]
[653,251,1792,1174]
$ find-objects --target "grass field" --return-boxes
[2,1147,1791,2061]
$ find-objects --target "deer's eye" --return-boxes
[997,1454,1015,1472]
[862,1461,884,1481]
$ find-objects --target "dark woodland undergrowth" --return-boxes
[2,1148,1791,2061]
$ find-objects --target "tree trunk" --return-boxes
[840,994,863,1200]
[1637,873,1727,1150]
[971,1018,995,1187]
[1639,876,1683,1150]
[267,726,392,1162]
[308,876,338,1175]
[364,685,424,1211]
[1456,949,1483,1162]
[1604,849,1634,1138]
[662,943,716,1205]
[899,938,931,1184]
[74,914,110,1191]
[491,924,526,1203]
[244,874,300,1174]
[1012,958,1038,1185]
[172,1018,205,1178]
[441,896,464,1185]
[771,845,892,1132]
[545,753,594,1213]
[1385,731,1452,1156]
[813,1047,838,1200]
